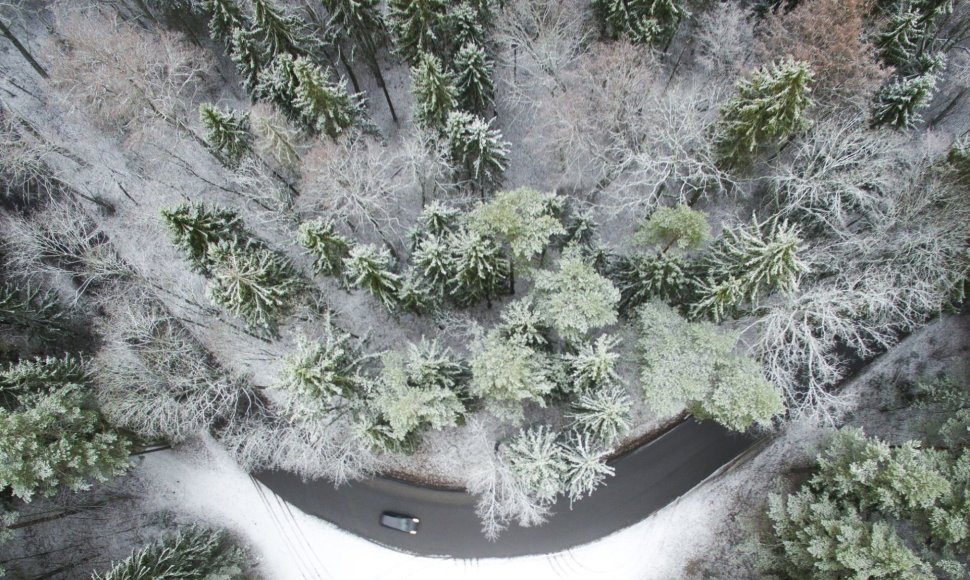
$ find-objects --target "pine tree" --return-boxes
[692,356,784,432]
[411,52,457,130]
[364,346,466,451]
[444,110,510,193]
[564,334,621,391]
[634,205,711,253]
[343,244,401,311]
[161,203,245,274]
[276,329,367,418]
[561,431,614,505]
[199,104,251,168]
[297,218,352,277]
[396,271,437,314]
[500,424,565,502]
[592,0,690,48]
[388,0,450,65]
[0,384,130,502]
[447,230,510,307]
[533,245,620,343]
[0,283,72,342]
[714,59,815,171]
[292,56,362,137]
[200,0,245,45]
[692,216,809,321]
[466,187,565,265]
[230,28,268,94]
[870,73,937,129]
[206,240,303,334]
[92,525,249,580]
[454,42,495,115]
[469,331,556,415]
[565,385,632,447]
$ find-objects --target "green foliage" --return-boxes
[200,0,244,45]
[91,525,249,580]
[637,301,783,429]
[454,42,494,114]
[412,201,461,241]
[446,3,488,52]
[0,282,72,343]
[364,341,467,451]
[563,334,621,391]
[444,111,510,193]
[565,384,632,447]
[765,488,932,579]
[297,218,352,277]
[692,216,809,321]
[324,0,389,54]
[250,0,307,58]
[497,298,551,348]
[592,0,690,47]
[0,355,88,394]
[411,52,457,130]
[466,188,565,264]
[533,245,620,343]
[634,205,710,253]
[256,53,301,119]
[501,425,565,502]
[276,329,367,418]
[412,235,454,297]
[870,73,937,130]
[343,244,401,311]
[561,431,614,505]
[206,240,303,334]
[292,57,362,137]
[0,384,130,502]
[447,230,510,307]
[469,331,556,416]
[199,104,251,167]
[161,203,244,275]
[613,252,693,314]
[388,0,449,65]
[714,59,814,171]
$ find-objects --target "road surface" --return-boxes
[254,418,756,558]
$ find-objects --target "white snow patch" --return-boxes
[138,437,726,580]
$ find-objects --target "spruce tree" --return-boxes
[592,0,690,48]
[343,244,401,311]
[161,203,245,274]
[199,104,251,168]
[207,241,303,334]
[613,252,692,314]
[565,385,632,447]
[0,355,88,394]
[292,56,362,137]
[447,230,510,307]
[714,59,815,171]
[564,334,621,391]
[0,384,130,502]
[0,283,72,342]
[445,3,488,53]
[500,424,565,502]
[470,331,556,418]
[561,431,614,505]
[870,73,937,129]
[297,218,352,277]
[411,52,457,130]
[412,235,455,297]
[250,0,307,58]
[256,52,302,120]
[445,111,510,193]
[454,42,495,115]
[276,329,367,418]
[498,298,551,348]
[692,216,809,321]
[410,200,461,244]
[231,28,268,94]
[200,0,245,45]
[388,0,450,65]
[92,526,249,580]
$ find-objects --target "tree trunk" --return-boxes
[0,19,48,79]
[930,87,969,127]
[367,53,398,123]
[338,48,362,95]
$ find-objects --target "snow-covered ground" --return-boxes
[140,435,746,580]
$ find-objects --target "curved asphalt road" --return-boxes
[254,418,756,558]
